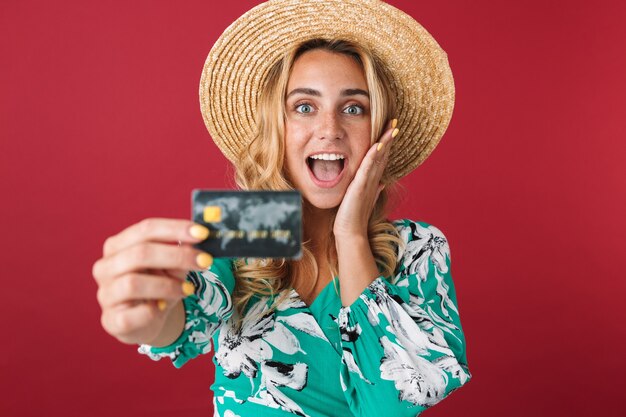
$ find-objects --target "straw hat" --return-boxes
[199,0,454,179]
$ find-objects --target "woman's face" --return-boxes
[284,49,372,210]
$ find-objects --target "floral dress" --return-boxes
[139,220,472,417]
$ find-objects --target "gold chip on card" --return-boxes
[203,206,222,222]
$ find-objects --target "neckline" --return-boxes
[292,276,339,311]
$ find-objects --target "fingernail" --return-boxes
[377,142,384,152]
[392,128,400,138]
[392,118,398,129]
[196,253,213,269]
[157,300,167,311]
[182,281,195,296]
[189,224,209,240]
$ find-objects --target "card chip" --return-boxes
[203,206,222,222]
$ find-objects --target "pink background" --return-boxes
[1,0,625,416]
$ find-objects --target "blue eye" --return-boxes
[344,105,364,115]
[296,104,313,114]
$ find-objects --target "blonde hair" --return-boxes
[232,39,403,319]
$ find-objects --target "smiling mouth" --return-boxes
[306,154,346,183]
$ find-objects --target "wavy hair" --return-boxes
[232,39,404,320]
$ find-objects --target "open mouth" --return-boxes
[306,153,346,184]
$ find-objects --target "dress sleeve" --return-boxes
[338,219,472,416]
[137,257,235,368]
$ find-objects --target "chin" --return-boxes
[303,191,344,210]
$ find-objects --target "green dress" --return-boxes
[139,219,472,417]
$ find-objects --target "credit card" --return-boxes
[191,190,302,259]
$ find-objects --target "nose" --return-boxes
[316,111,345,140]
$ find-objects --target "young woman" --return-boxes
[92,1,472,416]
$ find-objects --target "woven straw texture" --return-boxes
[199,0,454,179]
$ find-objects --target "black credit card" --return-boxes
[191,190,302,259]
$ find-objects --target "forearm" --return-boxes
[148,299,186,347]
[336,234,380,306]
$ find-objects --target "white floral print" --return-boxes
[338,221,471,411]
[139,220,471,417]
[215,300,275,379]
[215,294,321,417]
[138,267,233,365]
[379,335,448,406]
[395,222,458,321]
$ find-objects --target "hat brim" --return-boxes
[200,0,454,180]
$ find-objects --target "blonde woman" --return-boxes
[92,1,472,416]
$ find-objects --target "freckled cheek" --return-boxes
[284,126,311,161]
[283,140,305,181]
[286,121,312,141]
[349,152,367,174]
[351,135,373,168]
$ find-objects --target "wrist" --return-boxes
[147,299,186,348]
[335,233,369,252]
[332,218,369,241]
[336,236,379,307]
[333,230,369,244]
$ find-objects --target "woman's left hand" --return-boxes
[333,120,398,239]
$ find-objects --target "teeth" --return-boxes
[309,153,345,161]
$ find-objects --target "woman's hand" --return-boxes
[92,218,212,346]
[333,120,398,239]
[333,120,399,305]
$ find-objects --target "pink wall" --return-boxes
[1,0,625,415]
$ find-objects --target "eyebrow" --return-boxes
[286,88,370,99]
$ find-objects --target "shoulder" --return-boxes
[391,219,451,276]
[392,219,449,246]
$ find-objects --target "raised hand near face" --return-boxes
[333,119,399,240]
